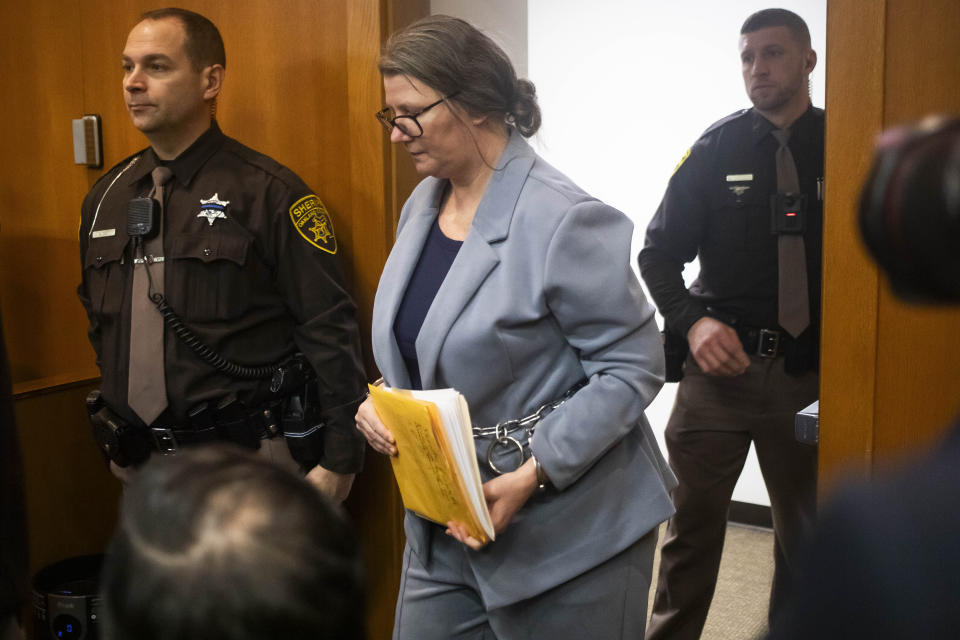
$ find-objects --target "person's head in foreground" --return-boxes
[100,444,364,640]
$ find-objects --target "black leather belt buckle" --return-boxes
[151,427,179,454]
[758,329,780,357]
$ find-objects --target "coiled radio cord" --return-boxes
[139,243,276,380]
[150,292,276,379]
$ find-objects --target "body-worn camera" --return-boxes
[771,192,807,235]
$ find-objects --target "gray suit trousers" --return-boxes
[394,523,659,640]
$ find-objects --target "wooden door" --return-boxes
[821,0,960,489]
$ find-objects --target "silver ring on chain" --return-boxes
[486,435,525,475]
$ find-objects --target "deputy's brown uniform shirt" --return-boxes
[78,122,366,472]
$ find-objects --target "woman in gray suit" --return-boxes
[355,15,676,639]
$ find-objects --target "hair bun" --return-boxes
[509,79,541,137]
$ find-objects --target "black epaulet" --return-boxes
[219,136,306,193]
[700,108,752,138]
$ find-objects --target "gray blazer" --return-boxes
[372,132,677,609]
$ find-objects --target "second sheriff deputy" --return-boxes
[78,9,367,500]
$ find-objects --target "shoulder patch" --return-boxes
[672,147,692,176]
[290,195,337,254]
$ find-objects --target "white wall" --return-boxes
[434,1,827,507]
[430,0,528,77]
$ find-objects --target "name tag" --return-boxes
[726,174,754,182]
[91,228,116,238]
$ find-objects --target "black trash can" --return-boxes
[32,555,102,640]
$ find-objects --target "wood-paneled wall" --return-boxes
[1,1,427,637]
[821,0,960,490]
[0,2,98,386]
[14,380,119,574]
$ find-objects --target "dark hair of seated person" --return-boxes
[100,444,364,640]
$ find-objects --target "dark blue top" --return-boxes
[393,217,463,389]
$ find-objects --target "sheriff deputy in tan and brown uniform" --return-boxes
[77,8,366,501]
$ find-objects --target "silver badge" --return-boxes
[197,193,229,226]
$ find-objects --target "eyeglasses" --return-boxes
[375,92,459,138]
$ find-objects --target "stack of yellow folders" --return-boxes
[367,384,495,543]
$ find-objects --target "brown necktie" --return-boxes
[772,129,810,338]
[128,166,173,424]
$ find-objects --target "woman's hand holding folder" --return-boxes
[446,457,539,550]
[355,396,397,456]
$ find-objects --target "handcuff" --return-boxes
[472,379,587,476]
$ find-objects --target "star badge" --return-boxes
[198,193,229,226]
[310,217,332,243]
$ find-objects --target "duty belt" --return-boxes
[473,379,587,475]
[150,398,283,455]
[736,326,783,358]
[88,390,290,468]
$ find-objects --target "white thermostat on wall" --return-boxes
[72,114,103,168]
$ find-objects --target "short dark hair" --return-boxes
[100,445,364,640]
[741,8,811,48]
[379,15,541,137]
[140,7,226,71]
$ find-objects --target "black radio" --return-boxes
[126,196,159,239]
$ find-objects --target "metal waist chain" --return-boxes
[474,378,587,475]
